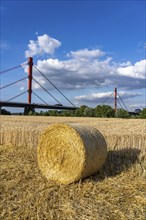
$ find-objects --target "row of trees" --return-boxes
[28,105,146,119]
[1,105,146,118]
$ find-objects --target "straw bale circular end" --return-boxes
[38,123,107,184]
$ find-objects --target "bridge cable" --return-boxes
[33,78,62,105]
[0,77,27,90]
[117,98,124,110]
[117,93,129,111]
[34,65,76,107]
[106,96,115,107]
[7,90,28,102]
[0,62,27,75]
[101,92,114,105]
[32,91,49,106]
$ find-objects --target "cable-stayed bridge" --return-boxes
[0,57,77,114]
[0,57,139,115]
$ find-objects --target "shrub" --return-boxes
[83,107,95,117]
[115,109,129,118]
[139,108,146,119]
[95,105,115,118]
[0,108,11,115]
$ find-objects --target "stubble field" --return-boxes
[0,116,146,220]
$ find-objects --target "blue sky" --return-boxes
[1,0,146,112]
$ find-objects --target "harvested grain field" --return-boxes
[0,116,146,220]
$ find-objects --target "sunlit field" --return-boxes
[0,116,146,220]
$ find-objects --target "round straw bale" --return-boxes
[38,123,107,184]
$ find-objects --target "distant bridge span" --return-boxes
[0,101,138,115]
[0,101,77,112]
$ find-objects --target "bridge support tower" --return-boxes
[28,57,33,104]
[24,57,35,114]
[114,87,117,112]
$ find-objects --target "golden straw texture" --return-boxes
[38,123,107,184]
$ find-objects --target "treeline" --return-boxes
[24,105,146,119]
[1,105,146,118]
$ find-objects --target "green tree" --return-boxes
[115,109,129,118]
[74,105,88,117]
[61,110,74,117]
[139,108,146,119]
[28,111,33,116]
[0,108,11,115]
[74,108,81,117]
[34,112,40,116]
[94,105,102,117]
[95,105,114,118]
[43,111,49,116]
[69,110,75,117]
[49,110,58,116]
[83,107,95,117]
[79,105,88,116]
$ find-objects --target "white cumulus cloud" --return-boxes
[68,48,105,59]
[33,49,116,90]
[24,34,146,98]
[34,54,145,90]
[75,91,142,104]
[25,34,61,57]
[75,92,113,101]
[32,76,46,90]
[117,60,146,79]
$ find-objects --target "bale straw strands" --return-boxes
[38,123,107,184]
